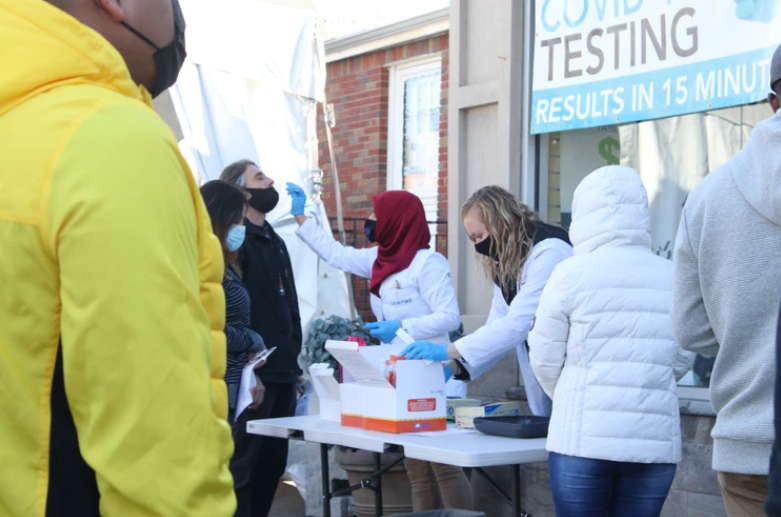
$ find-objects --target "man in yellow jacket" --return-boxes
[0,0,236,516]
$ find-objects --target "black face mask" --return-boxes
[364,219,377,243]
[121,0,187,98]
[246,187,280,214]
[475,235,498,261]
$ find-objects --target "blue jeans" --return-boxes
[548,452,676,517]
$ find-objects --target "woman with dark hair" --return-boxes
[200,180,265,420]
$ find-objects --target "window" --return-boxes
[540,102,770,391]
[388,56,443,240]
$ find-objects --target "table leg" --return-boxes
[512,464,522,517]
[321,444,331,517]
[373,452,383,517]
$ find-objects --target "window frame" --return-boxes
[531,129,714,405]
[386,53,444,192]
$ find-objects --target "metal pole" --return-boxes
[373,453,383,517]
[513,464,522,517]
[321,444,331,517]
[321,99,357,321]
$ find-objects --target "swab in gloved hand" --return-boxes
[400,340,449,362]
[396,328,435,366]
[285,182,307,216]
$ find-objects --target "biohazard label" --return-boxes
[407,398,436,412]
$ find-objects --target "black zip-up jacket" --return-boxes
[238,219,303,383]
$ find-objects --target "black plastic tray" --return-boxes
[473,416,550,439]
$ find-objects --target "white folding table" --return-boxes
[247,415,547,517]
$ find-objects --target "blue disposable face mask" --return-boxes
[227,225,246,252]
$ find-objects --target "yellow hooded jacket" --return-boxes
[0,1,236,516]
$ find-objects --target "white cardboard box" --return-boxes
[446,398,482,422]
[455,401,521,429]
[325,340,447,433]
[309,364,341,422]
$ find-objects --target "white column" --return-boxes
[447,0,526,331]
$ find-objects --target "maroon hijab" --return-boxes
[370,191,431,297]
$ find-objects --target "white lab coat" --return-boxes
[454,237,573,415]
[296,219,466,397]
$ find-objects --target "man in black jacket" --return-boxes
[221,159,303,517]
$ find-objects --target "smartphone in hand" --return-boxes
[251,347,276,364]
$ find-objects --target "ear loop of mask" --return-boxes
[121,21,161,50]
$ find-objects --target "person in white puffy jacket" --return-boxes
[286,185,473,513]
[528,165,694,517]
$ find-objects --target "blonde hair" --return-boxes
[461,186,539,293]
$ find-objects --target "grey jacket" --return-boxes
[673,111,781,475]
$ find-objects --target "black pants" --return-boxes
[230,382,296,517]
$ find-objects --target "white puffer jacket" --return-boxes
[528,165,693,465]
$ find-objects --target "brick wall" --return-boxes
[437,42,450,250]
[318,34,449,322]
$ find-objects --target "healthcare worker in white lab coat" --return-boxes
[402,185,573,417]
[286,184,474,512]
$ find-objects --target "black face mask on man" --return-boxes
[121,0,187,98]
[245,187,280,214]
[474,235,499,261]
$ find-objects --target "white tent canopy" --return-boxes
[169,0,353,338]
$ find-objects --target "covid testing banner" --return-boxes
[531,0,781,134]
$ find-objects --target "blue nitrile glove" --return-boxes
[366,320,401,344]
[401,341,449,362]
[286,182,307,216]
[443,364,453,383]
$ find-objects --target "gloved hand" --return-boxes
[366,320,401,344]
[401,341,449,362]
[285,182,307,216]
[443,364,453,383]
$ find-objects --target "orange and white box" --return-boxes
[325,340,447,433]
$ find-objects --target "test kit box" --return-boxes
[455,401,521,429]
[325,340,447,433]
[446,398,482,422]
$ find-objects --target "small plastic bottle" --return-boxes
[384,359,397,387]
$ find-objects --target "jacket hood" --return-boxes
[731,111,781,226]
[0,0,150,118]
[570,165,652,255]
